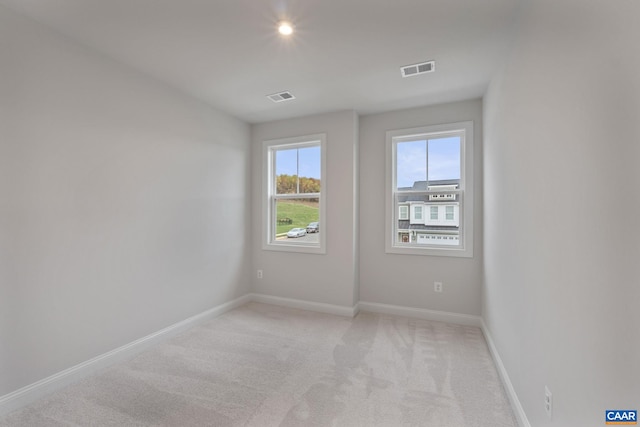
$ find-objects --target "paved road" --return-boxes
[276,232,320,243]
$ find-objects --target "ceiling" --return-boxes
[0,0,519,124]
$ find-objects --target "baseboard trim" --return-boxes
[481,319,531,427]
[250,293,358,317]
[0,293,500,419]
[0,294,252,418]
[358,301,482,327]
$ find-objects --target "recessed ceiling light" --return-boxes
[278,22,293,36]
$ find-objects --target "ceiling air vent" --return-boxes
[267,91,296,103]
[400,60,435,78]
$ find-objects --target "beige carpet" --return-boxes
[0,302,517,426]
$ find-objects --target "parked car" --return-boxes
[306,222,319,233]
[287,228,307,238]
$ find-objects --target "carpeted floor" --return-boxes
[0,302,517,426]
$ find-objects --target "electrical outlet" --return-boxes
[434,281,443,293]
[257,270,263,279]
[544,386,552,419]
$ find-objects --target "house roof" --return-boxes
[397,194,460,203]
[397,221,458,232]
[398,179,459,192]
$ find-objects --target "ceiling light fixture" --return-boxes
[278,22,293,36]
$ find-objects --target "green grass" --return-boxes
[276,201,319,235]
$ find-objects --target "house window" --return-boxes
[399,205,409,220]
[430,206,439,220]
[263,134,326,253]
[414,205,423,221]
[386,121,474,257]
[445,206,454,220]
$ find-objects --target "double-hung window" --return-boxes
[386,121,473,257]
[263,134,326,253]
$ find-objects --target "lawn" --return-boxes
[276,200,319,235]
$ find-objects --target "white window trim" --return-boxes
[262,133,327,254]
[385,121,474,258]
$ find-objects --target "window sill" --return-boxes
[263,241,326,254]
[385,244,473,258]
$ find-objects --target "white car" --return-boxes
[287,228,307,238]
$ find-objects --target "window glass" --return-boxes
[428,136,460,181]
[430,206,439,220]
[386,121,473,257]
[263,134,326,253]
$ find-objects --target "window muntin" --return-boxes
[386,121,473,257]
[263,134,326,253]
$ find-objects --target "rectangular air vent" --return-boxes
[267,91,296,103]
[400,61,435,78]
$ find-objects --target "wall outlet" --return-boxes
[257,270,263,279]
[434,281,443,292]
[544,386,552,419]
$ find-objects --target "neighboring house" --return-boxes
[397,179,460,246]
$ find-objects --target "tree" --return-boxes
[276,174,320,194]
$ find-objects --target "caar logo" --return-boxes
[606,410,637,425]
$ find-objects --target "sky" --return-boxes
[274,137,459,187]
[396,136,460,188]
[275,146,321,179]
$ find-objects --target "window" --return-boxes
[263,134,326,253]
[430,206,439,220]
[386,121,473,257]
[399,205,409,220]
[445,206,454,221]
[413,205,423,221]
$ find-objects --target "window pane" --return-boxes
[428,136,460,182]
[414,205,423,220]
[275,148,297,194]
[446,206,454,220]
[399,205,408,220]
[274,198,320,243]
[275,146,321,194]
[396,140,426,190]
[430,206,438,220]
[298,146,321,194]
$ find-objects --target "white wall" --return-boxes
[483,1,640,425]
[359,100,483,315]
[0,6,250,397]
[251,111,359,309]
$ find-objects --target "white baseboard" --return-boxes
[0,292,496,420]
[0,294,252,418]
[358,301,482,327]
[481,319,531,427]
[250,293,358,317]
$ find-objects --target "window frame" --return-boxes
[385,121,474,257]
[262,133,327,254]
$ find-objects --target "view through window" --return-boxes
[263,134,325,253]
[387,121,473,257]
